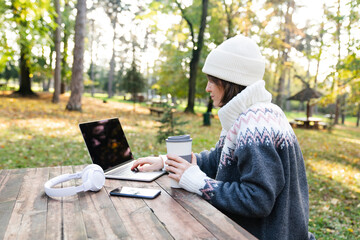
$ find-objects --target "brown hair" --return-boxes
[207,75,246,107]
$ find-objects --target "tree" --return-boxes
[175,0,209,113]
[66,0,86,111]
[61,0,76,94]
[0,62,18,83]
[322,0,346,125]
[121,42,145,109]
[99,0,129,98]
[156,104,188,143]
[0,3,13,73]
[272,0,296,109]
[10,0,54,96]
[52,0,61,103]
[154,39,189,99]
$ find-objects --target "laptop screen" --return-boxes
[79,118,134,171]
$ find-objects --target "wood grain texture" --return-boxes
[0,169,26,240]
[45,166,63,240]
[156,175,257,240]
[61,165,87,240]
[1,167,256,240]
[137,179,217,240]
[3,168,49,240]
[73,165,129,239]
[104,179,173,239]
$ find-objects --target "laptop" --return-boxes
[79,118,166,182]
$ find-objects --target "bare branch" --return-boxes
[174,0,195,47]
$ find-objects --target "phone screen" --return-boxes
[110,187,161,199]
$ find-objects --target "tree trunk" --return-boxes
[333,0,342,125]
[285,68,291,111]
[185,57,199,113]
[340,94,346,124]
[275,0,293,109]
[52,0,61,103]
[90,20,95,97]
[334,97,340,125]
[184,0,209,113]
[357,105,360,127]
[66,0,86,111]
[61,0,71,95]
[108,13,117,99]
[16,45,36,96]
[223,0,233,39]
[108,52,115,98]
[12,2,36,97]
[276,75,286,108]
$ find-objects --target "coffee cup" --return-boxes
[166,135,192,188]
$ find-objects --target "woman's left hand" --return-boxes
[165,152,197,182]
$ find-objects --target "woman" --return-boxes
[132,35,315,240]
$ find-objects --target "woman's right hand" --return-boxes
[131,157,164,172]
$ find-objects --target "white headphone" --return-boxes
[44,164,105,197]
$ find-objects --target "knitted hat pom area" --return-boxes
[202,35,265,87]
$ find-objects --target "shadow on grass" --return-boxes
[295,127,360,172]
[307,168,359,239]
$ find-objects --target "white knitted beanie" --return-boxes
[202,35,265,86]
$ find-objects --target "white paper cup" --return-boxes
[166,135,192,188]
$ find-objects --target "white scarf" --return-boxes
[217,80,272,132]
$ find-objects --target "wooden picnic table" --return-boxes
[293,117,325,129]
[0,165,256,240]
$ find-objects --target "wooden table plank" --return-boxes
[45,166,63,240]
[0,169,26,240]
[123,179,217,239]
[61,165,87,240]
[3,168,49,240]
[104,179,174,239]
[0,168,26,203]
[72,165,130,239]
[0,168,7,185]
[156,176,257,240]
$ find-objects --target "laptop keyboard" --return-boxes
[107,163,134,177]
[105,161,165,181]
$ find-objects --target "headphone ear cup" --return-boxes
[82,164,105,192]
[81,164,98,181]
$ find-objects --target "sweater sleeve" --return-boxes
[181,142,286,218]
[201,144,286,218]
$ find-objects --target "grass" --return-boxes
[0,91,359,239]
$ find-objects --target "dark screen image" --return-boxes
[79,118,134,171]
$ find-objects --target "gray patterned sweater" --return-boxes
[179,80,315,240]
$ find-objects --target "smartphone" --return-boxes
[110,186,161,199]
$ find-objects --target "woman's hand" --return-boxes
[131,157,163,172]
[166,153,197,182]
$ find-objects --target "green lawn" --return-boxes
[0,92,359,239]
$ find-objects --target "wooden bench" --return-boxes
[148,100,168,116]
[149,107,165,116]
[318,122,328,129]
[290,121,304,128]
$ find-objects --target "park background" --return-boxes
[0,0,359,239]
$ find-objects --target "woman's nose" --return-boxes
[205,82,211,92]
